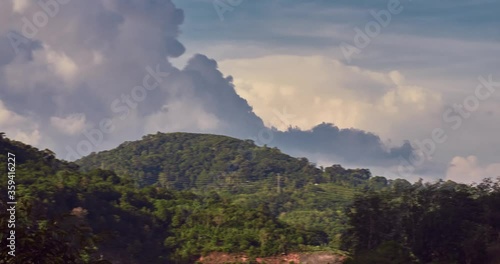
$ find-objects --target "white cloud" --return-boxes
[0,100,25,125]
[13,129,41,146]
[0,100,41,145]
[11,0,29,13]
[144,100,221,134]
[45,48,79,82]
[50,113,87,135]
[219,55,442,140]
[4,47,74,94]
[446,156,500,184]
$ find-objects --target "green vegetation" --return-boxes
[1,134,360,263]
[76,132,324,189]
[2,132,499,263]
[343,179,500,264]
[76,132,383,250]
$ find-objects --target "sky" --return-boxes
[0,0,499,184]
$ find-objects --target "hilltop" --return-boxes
[76,132,374,191]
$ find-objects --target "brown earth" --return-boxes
[197,252,346,264]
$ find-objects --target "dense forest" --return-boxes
[1,132,500,263]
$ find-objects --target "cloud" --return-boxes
[45,48,79,82]
[218,55,442,141]
[11,0,29,14]
[12,129,41,146]
[272,123,414,167]
[144,100,221,133]
[0,99,40,145]
[446,156,500,184]
[50,113,86,135]
[0,0,186,151]
[0,99,25,125]
[147,53,418,168]
[0,0,420,172]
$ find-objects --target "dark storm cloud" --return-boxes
[179,54,265,137]
[271,123,413,166]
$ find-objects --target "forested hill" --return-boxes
[0,132,74,172]
[4,133,500,264]
[76,132,373,190]
[0,134,331,263]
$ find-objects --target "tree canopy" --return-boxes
[2,133,499,263]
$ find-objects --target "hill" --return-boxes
[0,134,335,263]
[74,132,392,252]
[76,132,372,191]
[4,132,499,263]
